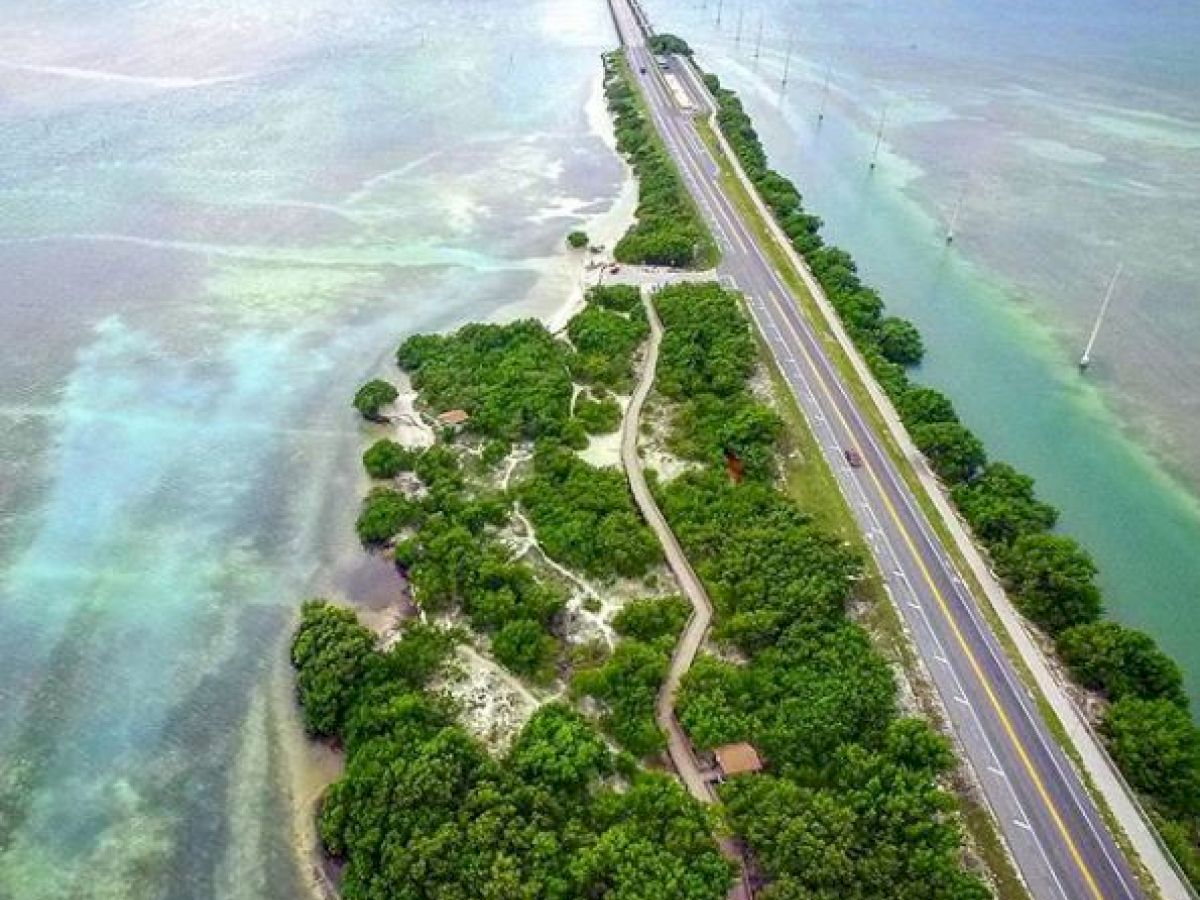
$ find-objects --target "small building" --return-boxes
[435,409,470,429]
[713,742,764,780]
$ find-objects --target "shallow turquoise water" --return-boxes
[645,0,1200,703]
[0,1,623,896]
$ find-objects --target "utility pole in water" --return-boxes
[869,106,887,169]
[817,64,831,121]
[716,0,724,26]
[781,33,795,87]
[735,7,744,45]
[945,182,967,243]
[753,16,764,60]
[1080,263,1123,370]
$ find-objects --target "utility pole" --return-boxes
[1080,263,1123,370]
[945,182,967,243]
[753,16,764,60]
[817,63,831,121]
[781,32,795,87]
[869,106,887,170]
[735,7,744,45]
[716,0,724,26]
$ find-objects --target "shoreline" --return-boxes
[282,65,640,900]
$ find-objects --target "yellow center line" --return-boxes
[760,287,1106,900]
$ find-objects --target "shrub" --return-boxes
[567,229,589,249]
[492,619,558,680]
[576,396,622,434]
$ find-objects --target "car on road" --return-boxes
[844,447,864,468]
[639,65,647,74]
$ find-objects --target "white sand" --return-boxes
[436,645,544,752]
[388,372,435,449]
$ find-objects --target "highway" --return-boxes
[607,1,1147,898]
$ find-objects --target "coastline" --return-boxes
[278,65,639,900]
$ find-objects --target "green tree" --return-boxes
[290,600,376,736]
[567,229,589,249]
[492,618,558,680]
[362,438,415,479]
[1058,622,1186,706]
[648,33,693,56]
[1102,698,1200,817]
[951,461,1058,548]
[355,487,421,545]
[911,420,986,484]
[508,703,613,792]
[352,379,398,421]
[1000,533,1103,634]
[895,385,958,427]
[612,596,691,645]
[573,640,670,757]
[877,316,925,366]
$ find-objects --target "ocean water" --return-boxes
[0,1,625,897]
[643,0,1200,701]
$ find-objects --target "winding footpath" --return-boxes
[619,286,752,899]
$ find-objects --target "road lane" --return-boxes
[607,2,1146,898]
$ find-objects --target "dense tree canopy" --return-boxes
[911,420,987,484]
[575,395,622,434]
[573,639,670,757]
[291,600,378,736]
[1000,533,1103,634]
[291,605,733,900]
[612,596,692,645]
[895,384,959,428]
[951,461,1059,548]
[567,303,649,392]
[877,316,925,366]
[648,33,693,56]
[1102,698,1200,819]
[397,320,574,442]
[586,284,643,314]
[1058,622,1187,706]
[654,282,782,477]
[519,441,661,579]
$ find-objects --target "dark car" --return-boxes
[844,448,864,468]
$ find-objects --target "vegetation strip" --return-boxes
[683,36,1200,888]
[603,50,718,269]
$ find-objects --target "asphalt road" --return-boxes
[607,2,1147,898]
